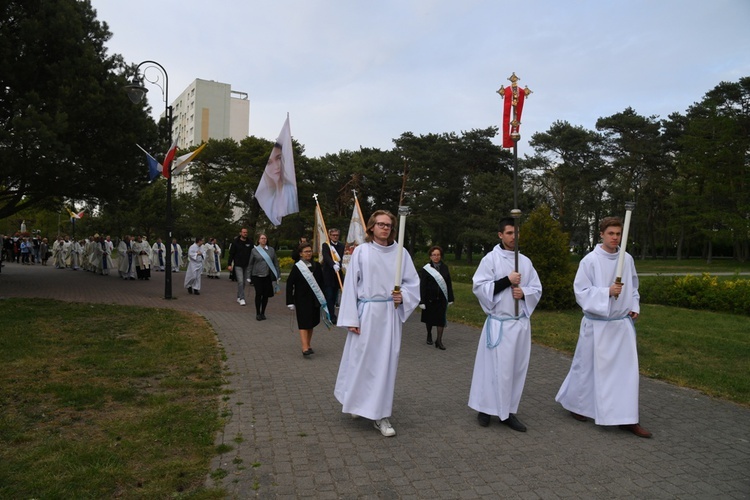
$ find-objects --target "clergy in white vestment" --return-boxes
[133,235,151,280]
[204,238,221,278]
[69,240,83,270]
[93,237,114,275]
[184,237,205,295]
[52,237,66,269]
[334,210,420,438]
[170,238,184,272]
[117,235,137,280]
[62,236,72,268]
[468,218,542,432]
[151,238,166,271]
[555,216,652,438]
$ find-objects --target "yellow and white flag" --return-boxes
[172,143,206,176]
[343,196,366,272]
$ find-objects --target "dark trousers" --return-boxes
[323,285,339,321]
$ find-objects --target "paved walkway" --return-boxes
[2,262,749,499]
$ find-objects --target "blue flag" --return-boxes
[137,144,162,181]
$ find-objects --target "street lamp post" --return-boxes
[125,60,174,299]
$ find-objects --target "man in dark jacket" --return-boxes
[321,228,345,323]
[227,228,254,306]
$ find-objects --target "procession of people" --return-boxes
[3,211,651,440]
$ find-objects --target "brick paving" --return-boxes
[2,261,749,499]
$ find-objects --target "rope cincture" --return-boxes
[485,313,526,349]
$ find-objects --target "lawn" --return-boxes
[0,299,226,499]
[448,281,750,407]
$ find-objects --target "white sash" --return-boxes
[423,263,449,301]
[295,260,332,328]
[255,245,280,279]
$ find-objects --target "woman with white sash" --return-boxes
[248,233,281,321]
[286,242,330,356]
[418,245,455,350]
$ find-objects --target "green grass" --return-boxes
[449,282,750,407]
[0,299,226,499]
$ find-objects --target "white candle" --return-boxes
[615,206,634,280]
[394,212,407,288]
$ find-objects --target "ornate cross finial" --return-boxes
[497,72,533,147]
[312,193,319,203]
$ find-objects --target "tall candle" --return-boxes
[615,202,635,281]
[394,211,407,288]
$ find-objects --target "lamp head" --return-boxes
[124,76,148,104]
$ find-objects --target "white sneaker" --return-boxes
[237,298,241,304]
[374,418,396,437]
[239,299,246,306]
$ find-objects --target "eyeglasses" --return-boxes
[374,222,393,229]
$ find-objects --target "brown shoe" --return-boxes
[570,411,587,422]
[619,423,652,438]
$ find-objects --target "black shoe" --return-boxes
[570,411,587,422]
[302,349,313,356]
[260,313,266,320]
[477,412,490,427]
[194,290,200,295]
[256,314,262,321]
[501,414,527,432]
[426,334,433,345]
[435,341,446,350]
[307,348,315,354]
[188,287,193,294]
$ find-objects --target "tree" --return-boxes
[527,121,606,251]
[674,78,750,262]
[0,0,157,220]
[596,108,668,259]
[521,205,576,310]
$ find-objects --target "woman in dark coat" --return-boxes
[286,243,325,356]
[419,246,455,350]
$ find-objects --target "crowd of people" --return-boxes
[1,233,226,284]
[4,212,650,441]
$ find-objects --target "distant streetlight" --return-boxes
[125,60,174,299]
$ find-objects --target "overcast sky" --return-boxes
[92,0,750,158]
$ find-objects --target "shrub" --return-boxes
[521,205,577,310]
[640,273,750,316]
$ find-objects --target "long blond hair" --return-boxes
[365,210,397,245]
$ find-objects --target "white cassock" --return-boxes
[118,240,136,278]
[468,245,542,421]
[134,241,151,269]
[184,243,205,290]
[62,240,72,267]
[203,243,221,277]
[52,240,65,268]
[555,244,641,425]
[171,242,183,271]
[334,241,420,421]
[151,242,166,271]
[70,241,82,269]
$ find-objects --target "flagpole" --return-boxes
[313,194,343,290]
[353,189,367,234]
